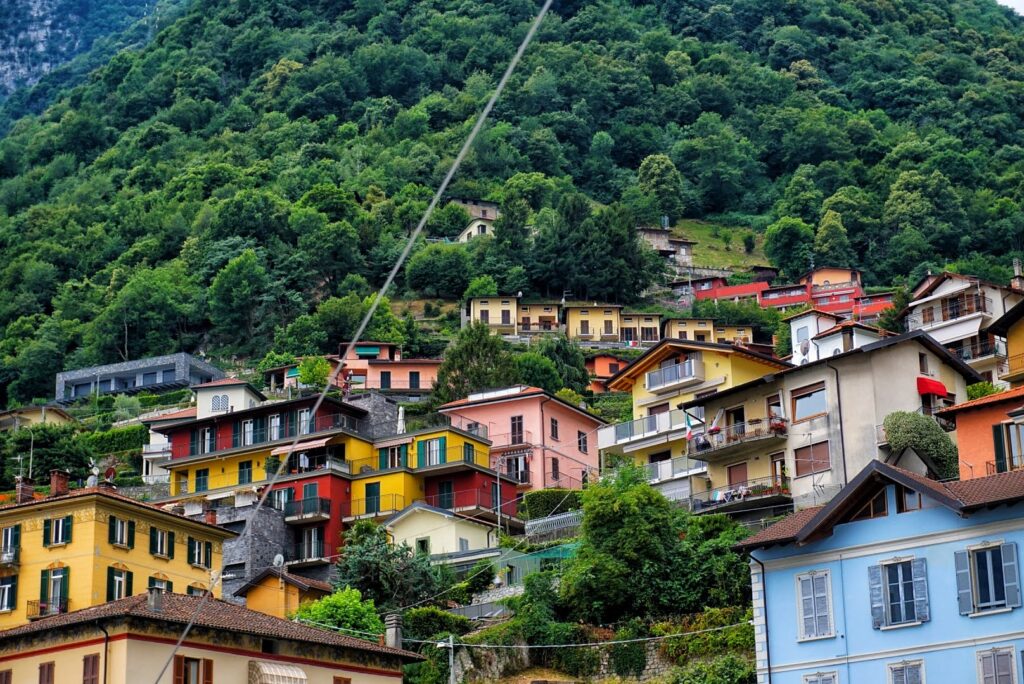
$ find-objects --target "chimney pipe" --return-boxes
[147,586,164,612]
[49,469,69,498]
[1013,258,1024,291]
[385,613,403,649]
[15,477,34,504]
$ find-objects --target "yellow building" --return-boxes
[0,590,419,683]
[0,406,75,431]
[383,501,498,556]
[465,296,518,334]
[620,312,662,345]
[564,303,623,342]
[663,318,753,344]
[598,340,790,501]
[518,301,563,334]
[233,568,332,619]
[988,298,1024,386]
[0,471,233,629]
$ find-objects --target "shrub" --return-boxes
[404,606,472,640]
[523,489,583,519]
[654,607,754,665]
[465,559,496,595]
[668,654,755,684]
[81,424,148,454]
[742,232,756,254]
[967,381,998,401]
[882,411,958,479]
[610,619,648,678]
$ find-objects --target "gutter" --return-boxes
[98,623,110,684]
[751,555,772,684]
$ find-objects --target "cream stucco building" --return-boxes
[384,501,498,557]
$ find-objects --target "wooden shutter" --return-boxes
[39,569,49,603]
[61,568,69,606]
[400,444,408,467]
[1001,542,1021,608]
[187,537,195,565]
[994,425,1008,473]
[167,580,173,593]
[955,550,973,615]
[127,520,136,549]
[911,558,929,622]
[149,526,157,554]
[167,531,175,559]
[106,568,115,602]
[907,664,922,684]
[64,515,72,542]
[126,571,133,597]
[891,665,907,684]
[172,655,185,684]
[378,448,388,470]
[83,654,100,684]
[202,659,213,684]
[204,541,213,567]
[867,564,885,629]
[108,516,117,544]
[254,416,266,443]
[11,525,19,550]
[439,436,447,463]
[42,519,51,547]
[8,575,16,609]
[417,440,425,467]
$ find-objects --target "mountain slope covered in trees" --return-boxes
[2,0,1024,405]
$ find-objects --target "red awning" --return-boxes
[917,377,948,397]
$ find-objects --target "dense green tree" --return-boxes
[208,249,270,354]
[637,154,691,223]
[298,356,331,387]
[405,243,474,298]
[537,335,590,394]
[432,322,518,404]
[764,217,814,279]
[462,275,498,300]
[515,352,562,394]
[290,588,385,633]
[814,211,855,268]
[776,166,824,225]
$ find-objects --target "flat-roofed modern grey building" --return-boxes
[55,353,224,401]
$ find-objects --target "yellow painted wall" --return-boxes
[627,349,776,413]
[350,472,420,516]
[243,576,325,620]
[519,303,561,325]
[407,429,490,468]
[706,455,774,490]
[469,297,518,331]
[565,306,621,340]
[1006,322,1024,386]
[0,407,73,429]
[0,496,228,628]
[387,509,493,555]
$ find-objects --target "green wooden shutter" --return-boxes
[61,568,69,605]
[187,537,195,565]
[287,411,298,437]
[255,416,267,443]
[189,429,198,455]
[994,424,1008,473]
[439,436,447,464]
[40,569,49,602]
[417,440,425,468]
[126,571,134,597]
[64,515,72,542]
[106,568,115,601]
[167,580,173,593]
[150,527,158,555]
[379,448,388,470]
[108,516,117,544]
[232,420,241,448]
[400,444,408,468]
[42,519,51,547]
[128,520,136,549]
[9,575,17,608]
[148,576,156,589]
[167,531,175,559]
[204,541,213,567]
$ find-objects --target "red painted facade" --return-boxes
[421,471,519,517]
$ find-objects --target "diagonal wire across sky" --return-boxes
[151,0,556,680]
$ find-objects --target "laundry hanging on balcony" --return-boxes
[916,377,948,397]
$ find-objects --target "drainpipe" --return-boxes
[825,363,849,488]
[539,397,552,489]
[751,555,772,684]
[97,623,110,684]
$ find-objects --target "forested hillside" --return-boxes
[2,0,1024,405]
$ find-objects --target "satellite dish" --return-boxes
[273,554,285,568]
[104,467,117,481]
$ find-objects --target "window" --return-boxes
[269,414,282,441]
[550,418,559,440]
[796,570,834,640]
[148,577,173,593]
[792,382,827,422]
[187,585,207,597]
[194,468,209,492]
[219,394,228,409]
[803,674,836,684]
[463,443,475,463]
[459,537,470,552]
[869,559,928,629]
[978,648,1015,684]
[850,491,887,521]
[501,310,511,325]
[38,662,54,684]
[335,677,353,684]
[796,326,810,343]
[410,371,420,389]
[578,431,588,454]
[889,660,924,684]
[211,395,221,411]
[794,441,831,477]
[416,538,430,554]
[199,427,214,454]
[238,460,252,485]
[44,515,73,546]
[609,363,620,374]
[386,445,404,469]
[173,657,212,684]
[956,544,1021,615]
[0,670,10,684]
[511,416,524,444]
[176,471,188,495]
[424,439,442,466]
[242,419,254,446]
[380,371,391,389]
[897,485,923,513]
[766,394,783,419]
[998,423,1024,472]
[919,353,929,375]
[551,458,560,481]
[0,576,16,611]
[1,524,20,560]
[187,537,213,569]
[604,319,614,334]
[298,408,312,435]
[108,516,134,548]
[106,566,133,601]
[271,488,294,511]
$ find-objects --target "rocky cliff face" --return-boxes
[0,0,154,100]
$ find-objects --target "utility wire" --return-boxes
[151,1,554,680]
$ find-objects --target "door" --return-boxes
[302,527,322,559]
[438,481,454,509]
[302,482,318,513]
[726,406,746,438]
[771,453,786,486]
[379,371,391,389]
[365,482,380,515]
[491,482,500,512]
[409,371,420,389]
[511,416,524,444]
[727,462,748,488]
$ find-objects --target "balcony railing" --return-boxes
[344,446,491,475]
[690,476,791,512]
[645,359,703,391]
[173,411,369,459]
[500,468,531,485]
[1003,353,1024,379]
[284,497,331,519]
[287,540,326,563]
[948,339,1006,362]
[0,546,18,565]
[418,489,519,517]
[986,460,1024,476]
[575,328,595,339]
[600,409,690,449]
[28,598,70,619]
[907,295,993,330]
[342,494,406,519]
[520,322,563,333]
[488,430,534,448]
[688,419,788,456]
[643,456,706,483]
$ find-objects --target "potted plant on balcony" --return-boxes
[769,417,787,435]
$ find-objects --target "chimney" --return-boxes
[385,613,403,649]
[96,479,117,492]
[49,469,69,498]
[1012,258,1024,291]
[15,477,34,504]
[147,586,164,612]
[204,509,218,526]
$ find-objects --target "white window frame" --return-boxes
[51,518,68,545]
[970,542,1008,613]
[112,517,128,547]
[0,577,14,611]
[111,569,128,600]
[153,528,169,557]
[882,559,919,627]
[459,537,470,552]
[888,660,924,684]
[425,439,442,466]
[199,427,214,454]
[242,419,254,446]
[298,408,312,435]
[150,578,170,592]
[1,527,15,553]
[803,673,838,684]
[977,647,1016,684]
[269,414,281,441]
[796,570,835,641]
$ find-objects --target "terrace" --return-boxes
[690,475,792,514]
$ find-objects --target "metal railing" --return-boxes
[418,490,519,516]
[520,322,563,332]
[0,546,18,565]
[575,328,595,339]
[443,416,490,439]
[688,419,788,455]
[488,430,534,448]
[601,409,689,448]
[907,295,992,330]
[173,410,369,458]
[501,468,531,485]
[1004,353,1024,378]
[27,598,70,619]
[986,460,1024,476]
[690,476,791,511]
[342,494,406,518]
[287,540,326,563]
[344,446,491,475]
[645,359,700,390]
[948,339,1006,361]
[284,497,331,518]
[643,456,706,483]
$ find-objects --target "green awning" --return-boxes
[355,346,380,356]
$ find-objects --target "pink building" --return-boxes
[439,386,606,494]
[263,342,441,395]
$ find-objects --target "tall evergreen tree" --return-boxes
[814,210,855,267]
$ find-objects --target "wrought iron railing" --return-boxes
[283,497,331,518]
[287,540,326,563]
[688,419,788,455]
[690,476,791,511]
[174,411,369,458]
[342,494,406,518]
[907,295,993,330]
[27,598,70,619]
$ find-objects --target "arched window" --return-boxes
[220,395,229,410]
[211,395,221,411]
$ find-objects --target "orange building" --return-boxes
[585,353,632,393]
[937,386,1024,479]
[264,343,441,395]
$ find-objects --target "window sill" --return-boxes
[152,553,170,561]
[880,621,922,631]
[969,607,1013,618]
[112,542,131,550]
[46,542,68,549]
[190,563,210,570]
[797,633,836,643]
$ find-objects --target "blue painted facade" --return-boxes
[751,483,1024,684]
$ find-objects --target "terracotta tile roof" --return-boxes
[438,386,545,409]
[936,386,1024,415]
[945,468,1024,508]
[142,407,197,422]
[734,506,822,550]
[0,593,420,659]
[811,320,893,340]
[0,487,233,536]
[780,308,843,322]
[191,377,248,388]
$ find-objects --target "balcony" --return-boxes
[483,319,516,334]
[341,494,406,521]
[1002,353,1024,382]
[173,411,370,459]
[645,359,704,393]
[687,419,788,461]
[286,540,328,566]
[520,321,563,334]
[418,489,520,519]
[907,295,993,330]
[948,339,1006,362]
[499,468,531,486]
[575,328,595,340]
[643,456,706,484]
[344,445,491,476]
[28,598,70,620]
[488,430,534,450]
[284,497,331,522]
[985,460,1024,476]
[690,476,792,514]
[598,409,689,451]
[0,546,18,566]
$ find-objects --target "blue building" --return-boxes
[739,461,1024,684]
